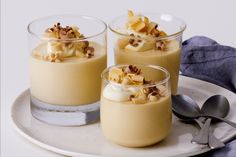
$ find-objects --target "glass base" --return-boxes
[30,96,100,126]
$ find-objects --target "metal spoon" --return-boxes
[172,95,225,148]
[191,95,229,148]
[172,95,236,128]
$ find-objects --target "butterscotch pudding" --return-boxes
[28,15,107,126]
[109,11,186,94]
[101,65,172,147]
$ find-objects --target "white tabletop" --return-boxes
[1,0,236,157]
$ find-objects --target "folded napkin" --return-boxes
[181,36,236,157]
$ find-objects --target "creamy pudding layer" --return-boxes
[101,91,171,147]
[115,40,180,94]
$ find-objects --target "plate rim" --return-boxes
[11,75,236,157]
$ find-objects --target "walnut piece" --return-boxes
[155,41,166,51]
[43,52,64,62]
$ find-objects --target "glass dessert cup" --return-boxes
[109,11,186,95]
[100,64,172,147]
[28,15,107,126]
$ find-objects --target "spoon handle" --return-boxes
[193,118,225,148]
[192,118,211,144]
[202,115,236,128]
[208,125,225,149]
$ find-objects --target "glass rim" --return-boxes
[27,14,107,42]
[101,64,170,88]
[109,12,186,41]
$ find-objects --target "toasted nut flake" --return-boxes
[148,95,159,102]
[147,22,158,34]
[109,67,124,83]
[151,91,158,96]
[126,11,167,39]
[128,35,142,47]
[85,52,94,58]
[159,31,167,37]
[142,88,149,94]
[128,10,134,18]
[124,65,141,74]
[133,22,146,32]
[129,94,135,101]
[127,73,136,79]
[151,29,160,37]
[86,46,94,53]
[144,16,149,25]
[78,41,89,49]
[129,38,135,44]
[128,16,142,27]
[72,26,80,37]
[137,39,142,42]
[131,75,144,84]
[44,52,63,62]
[131,97,146,104]
[132,43,139,47]
[155,41,166,51]
[121,77,130,85]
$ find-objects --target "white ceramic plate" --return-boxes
[11,76,236,157]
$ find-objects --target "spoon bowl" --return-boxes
[172,95,201,119]
[201,95,230,120]
[172,95,236,128]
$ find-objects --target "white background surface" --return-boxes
[1,0,236,157]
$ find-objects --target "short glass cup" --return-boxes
[109,13,186,94]
[28,15,107,126]
[100,64,172,147]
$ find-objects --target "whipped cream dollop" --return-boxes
[103,83,139,102]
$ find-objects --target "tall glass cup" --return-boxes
[28,15,107,126]
[109,13,186,94]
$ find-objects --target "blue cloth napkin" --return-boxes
[180,36,236,157]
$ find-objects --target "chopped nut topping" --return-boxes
[148,94,159,102]
[44,22,78,40]
[155,41,166,51]
[131,96,146,104]
[109,67,125,83]
[131,75,144,84]
[128,34,142,47]
[108,65,168,104]
[126,10,167,38]
[123,65,141,75]
[129,94,135,101]
[122,77,131,85]
[38,23,96,62]
[43,52,64,62]
[84,47,95,58]
[126,10,168,51]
